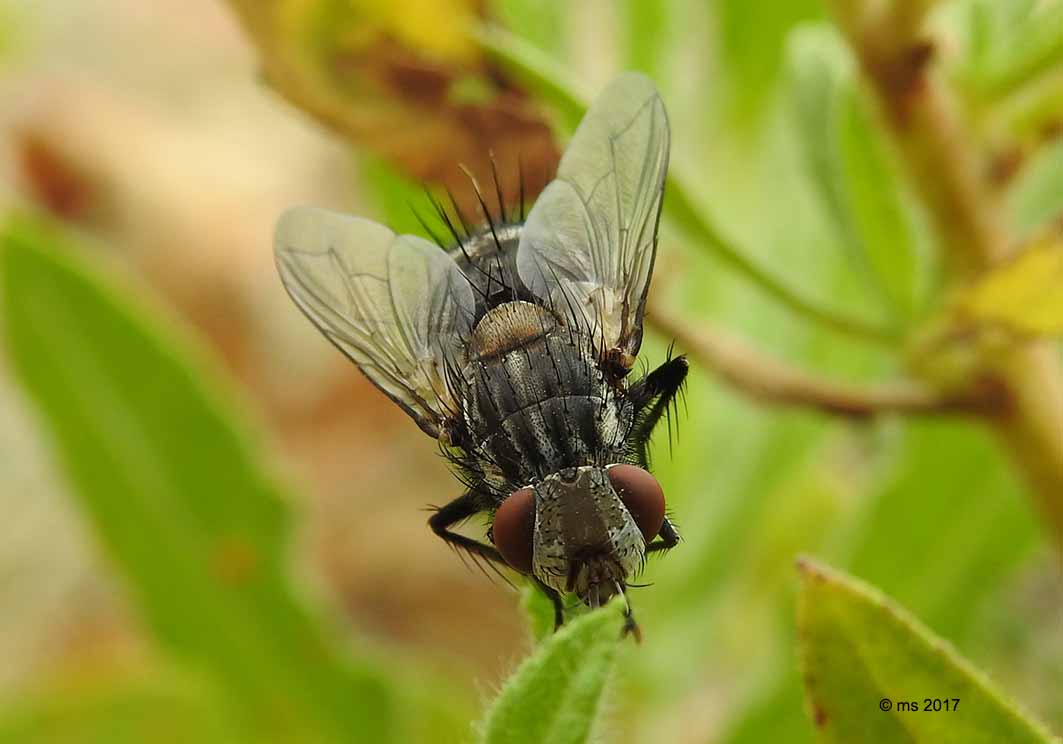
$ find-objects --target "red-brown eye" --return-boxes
[607,464,665,542]
[492,487,535,573]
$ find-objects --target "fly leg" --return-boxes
[626,355,688,467]
[432,493,564,621]
[645,515,680,554]
[533,578,565,630]
[628,356,686,554]
[616,584,643,643]
[428,490,508,568]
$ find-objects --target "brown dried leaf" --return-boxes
[227,0,559,216]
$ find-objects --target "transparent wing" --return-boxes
[275,206,475,438]
[517,72,670,369]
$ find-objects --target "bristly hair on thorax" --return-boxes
[410,157,684,513]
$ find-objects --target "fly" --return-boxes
[274,73,687,638]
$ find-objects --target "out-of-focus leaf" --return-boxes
[787,26,927,323]
[662,414,828,618]
[963,0,1063,101]
[970,553,1063,734]
[471,23,589,131]
[796,558,1056,744]
[965,0,1036,72]
[837,85,928,319]
[846,420,1037,641]
[0,675,242,744]
[476,22,899,343]
[957,240,1063,336]
[617,407,833,740]
[359,154,436,237]
[1008,140,1063,232]
[721,670,812,744]
[719,417,1039,743]
[479,599,625,744]
[490,0,567,61]
[0,216,404,743]
[226,0,558,216]
[716,0,821,120]
[622,0,669,78]
[787,27,849,220]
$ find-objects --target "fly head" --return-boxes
[491,464,665,614]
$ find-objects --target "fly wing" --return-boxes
[516,72,670,369]
[275,206,475,438]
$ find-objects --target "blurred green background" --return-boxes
[0,0,1061,742]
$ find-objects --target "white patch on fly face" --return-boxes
[530,466,647,596]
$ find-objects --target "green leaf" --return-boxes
[964,0,1036,74]
[718,418,1040,743]
[0,216,401,743]
[786,26,927,322]
[836,85,928,319]
[490,0,568,61]
[716,0,821,120]
[479,598,626,744]
[0,675,242,744]
[720,670,812,744]
[788,27,850,215]
[1008,139,1063,233]
[621,0,670,78]
[845,421,1038,643]
[796,558,1056,744]
[359,154,433,238]
[964,0,1063,101]
[520,583,557,645]
[470,23,589,131]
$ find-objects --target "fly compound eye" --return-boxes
[607,465,665,543]
[492,487,535,573]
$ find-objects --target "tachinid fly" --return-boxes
[274,73,686,637]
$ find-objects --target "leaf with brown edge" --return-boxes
[796,557,1056,744]
[225,0,558,217]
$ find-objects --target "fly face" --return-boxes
[493,465,665,607]
[274,72,686,637]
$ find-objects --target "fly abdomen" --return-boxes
[465,302,596,432]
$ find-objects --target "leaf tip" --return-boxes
[795,553,830,583]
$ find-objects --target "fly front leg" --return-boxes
[645,515,680,554]
[428,490,507,567]
[626,355,688,467]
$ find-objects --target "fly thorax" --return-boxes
[468,301,558,361]
[531,466,645,602]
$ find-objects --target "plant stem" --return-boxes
[649,305,983,418]
[991,345,1063,541]
[828,0,1063,542]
